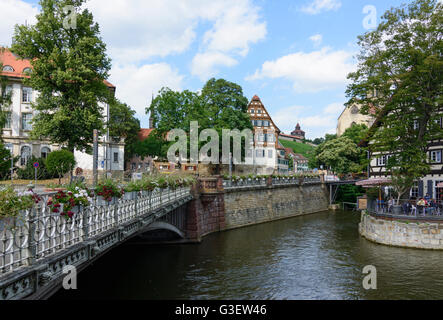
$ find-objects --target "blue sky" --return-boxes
[1,0,406,139]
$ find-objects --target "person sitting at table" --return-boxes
[417,198,427,215]
[402,201,410,215]
[387,197,394,213]
[429,199,438,215]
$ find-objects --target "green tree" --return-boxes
[11,0,112,153]
[133,131,168,160]
[109,98,140,167]
[346,0,443,202]
[148,78,253,172]
[0,144,17,181]
[0,49,13,132]
[46,150,76,184]
[314,136,362,174]
[342,124,368,145]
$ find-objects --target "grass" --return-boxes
[279,139,316,158]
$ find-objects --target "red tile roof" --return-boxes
[0,48,115,88]
[138,128,154,141]
[252,95,261,101]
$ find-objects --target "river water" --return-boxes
[52,210,443,300]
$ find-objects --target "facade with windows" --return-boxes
[0,48,124,174]
[367,115,443,201]
[247,95,282,175]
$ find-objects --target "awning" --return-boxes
[355,178,392,187]
[437,182,443,188]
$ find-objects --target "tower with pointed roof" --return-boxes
[291,123,305,139]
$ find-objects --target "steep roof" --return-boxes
[0,48,115,88]
[138,128,154,141]
[248,95,281,134]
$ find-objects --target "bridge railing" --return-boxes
[223,176,321,189]
[0,187,191,275]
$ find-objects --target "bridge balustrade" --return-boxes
[0,187,191,275]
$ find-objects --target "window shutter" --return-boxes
[427,180,433,198]
[418,180,424,197]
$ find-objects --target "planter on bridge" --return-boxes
[123,191,137,201]
[96,196,119,206]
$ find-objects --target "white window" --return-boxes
[410,182,419,198]
[3,112,11,129]
[22,87,32,103]
[256,120,262,127]
[20,146,31,166]
[41,147,51,159]
[413,120,419,130]
[377,155,387,166]
[257,109,262,114]
[22,113,32,131]
[2,85,12,100]
[2,65,14,72]
[250,109,255,113]
[256,149,265,158]
[258,134,265,142]
[267,134,275,142]
[263,121,269,127]
[430,150,442,163]
[268,150,273,158]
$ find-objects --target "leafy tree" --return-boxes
[346,0,443,201]
[312,137,324,145]
[342,124,368,145]
[11,0,112,153]
[109,98,140,167]
[133,131,169,160]
[0,49,13,132]
[336,184,365,204]
[314,136,362,174]
[46,150,76,184]
[0,144,17,181]
[148,78,253,172]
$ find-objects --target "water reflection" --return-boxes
[52,211,443,300]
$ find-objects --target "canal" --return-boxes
[52,210,443,300]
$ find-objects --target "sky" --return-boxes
[0,0,408,139]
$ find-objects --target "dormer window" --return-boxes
[2,65,14,72]
[23,67,32,74]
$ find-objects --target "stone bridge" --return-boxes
[0,175,329,300]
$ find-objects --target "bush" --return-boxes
[46,150,76,184]
[16,156,55,180]
[0,144,18,181]
[336,184,365,204]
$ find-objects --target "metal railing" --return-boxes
[223,176,321,189]
[0,187,191,275]
[366,198,443,220]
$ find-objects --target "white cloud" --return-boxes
[301,0,342,15]
[309,34,323,46]
[0,0,38,46]
[192,0,267,80]
[86,0,266,70]
[191,52,238,81]
[110,63,184,127]
[246,47,356,93]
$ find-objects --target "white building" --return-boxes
[0,48,124,176]
[247,95,286,175]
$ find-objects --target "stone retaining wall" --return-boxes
[359,212,443,250]
[223,183,329,230]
